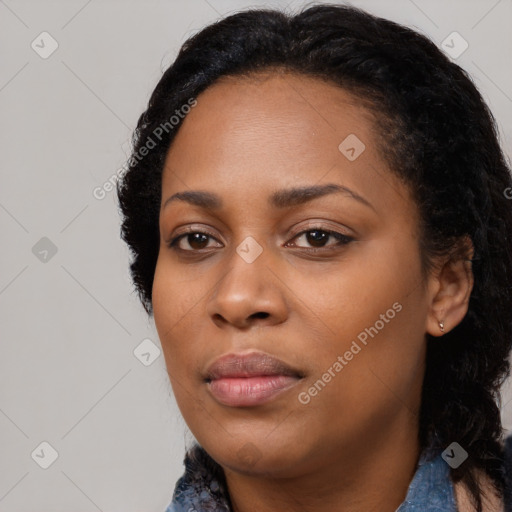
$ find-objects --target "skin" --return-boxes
[152,71,474,512]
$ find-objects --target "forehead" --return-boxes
[173,71,375,150]
[161,71,413,222]
[165,73,376,176]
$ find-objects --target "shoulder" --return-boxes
[453,434,512,512]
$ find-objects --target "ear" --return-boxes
[425,236,474,337]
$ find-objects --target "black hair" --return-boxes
[116,4,512,509]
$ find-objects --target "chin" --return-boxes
[200,430,313,478]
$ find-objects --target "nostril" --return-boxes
[252,312,269,319]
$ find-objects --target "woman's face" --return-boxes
[153,72,433,476]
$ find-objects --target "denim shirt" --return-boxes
[166,436,512,512]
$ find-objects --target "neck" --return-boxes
[223,415,421,512]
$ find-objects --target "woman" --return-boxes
[116,4,512,511]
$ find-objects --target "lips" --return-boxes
[205,351,304,407]
[206,351,303,380]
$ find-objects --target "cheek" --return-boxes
[152,260,176,340]
[299,238,426,401]
[152,261,215,432]
[153,252,209,330]
[152,257,200,373]
[299,238,420,338]
[298,298,426,448]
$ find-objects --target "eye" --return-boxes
[286,228,353,251]
[167,229,221,252]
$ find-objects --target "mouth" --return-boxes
[205,351,304,407]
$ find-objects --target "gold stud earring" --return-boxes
[439,321,445,333]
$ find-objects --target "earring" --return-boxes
[439,321,445,333]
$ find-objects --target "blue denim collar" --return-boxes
[165,444,456,512]
[396,449,457,512]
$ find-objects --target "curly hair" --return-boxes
[116,4,512,509]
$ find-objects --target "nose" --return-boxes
[206,241,289,329]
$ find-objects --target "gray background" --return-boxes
[1,0,511,510]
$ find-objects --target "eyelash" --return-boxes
[167,226,354,255]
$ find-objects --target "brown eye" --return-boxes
[168,231,221,251]
[289,228,353,250]
[182,233,210,250]
[304,230,329,247]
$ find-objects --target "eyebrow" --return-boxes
[163,183,375,212]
